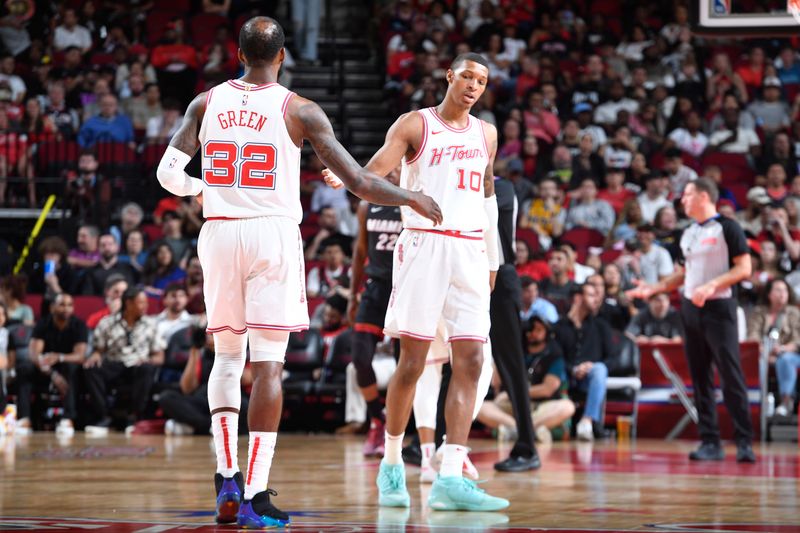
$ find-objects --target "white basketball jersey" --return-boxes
[400,107,489,232]
[198,80,302,222]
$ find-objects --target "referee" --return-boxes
[628,178,755,463]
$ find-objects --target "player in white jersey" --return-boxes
[325,53,507,511]
[155,17,441,529]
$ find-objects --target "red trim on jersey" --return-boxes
[449,335,487,343]
[227,80,278,91]
[431,107,471,133]
[405,111,428,164]
[205,87,214,109]
[477,117,490,157]
[246,322,310,332]
[387,329,436,341]
[407,228,484,240]
[246,436,260,486]
[207,325,248,334]
[206,216,243,221]
[354,323,384,337]
[282,92,295,117]
[220,416,232,469]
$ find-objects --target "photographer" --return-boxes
[63,151,110,224]
[756,204,800,264]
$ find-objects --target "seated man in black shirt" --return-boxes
[477,316,575,444]
[15,293,88,436]
[554,283,613,442]
[586,272,632,332]
[625,292,683,343]
[80,233,138,296]
[539,247,577,316]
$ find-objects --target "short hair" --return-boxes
[163,282,187,298]
[520,275,537,290]
[239,16,285,66]
[121,202,144,220]
[104,273,127,293]
[691,177,719,204]
[451,52,489,71]
[121,286,145,309]
[665,147,682,159]
[80,224,100,238]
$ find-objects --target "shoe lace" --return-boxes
[460,477,486,495]
[387,466,404,489]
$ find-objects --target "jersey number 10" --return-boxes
[203,141,277,189]
[456,168,482,192]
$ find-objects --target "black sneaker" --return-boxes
[493,452,542,472]
[237,489,291,528]
[401,438,422,466]
[688,441,724,461]
[736,441,756,463]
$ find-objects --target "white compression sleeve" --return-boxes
[156,145,204,197]
[484,195,500,271]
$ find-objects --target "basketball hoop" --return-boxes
[790,0,800,24]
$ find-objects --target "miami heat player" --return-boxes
[155,17,441,529]
[325,53,507,512]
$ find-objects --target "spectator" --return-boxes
[609,199,644,245]
[653,205,682,260]
[79,233,138,296]
[84,286,166,431]
[706,52,748,109]
[602,125,636,171]
[337,192,360,238]
[665,109,708,159]
[77,94,135,148]
[704,165,739,210]
[764,163,789,203]
[153,283,203,345]
[663,148,698,200]
[21,97,55,141]
[598,167,636,215]
[519,276,558,324]
[756,205,800,264]
[28,236,77,298]
[0,107,30,207]
[304,206,353,260]
[142,243,186,299]
[539,248,577,315]
[518,176,564,240]
[15,293,88,436]
[564,177,616,235]
[574,133,606,186]
[593,80,639,126]
[159,327,250,435]
[637,173,671,224]
[68,224,101,275]
[554,283,613,441]
[497,118,522,161]
[626,292,683,343]
[310,174,349,213]
[777,46,800,86]
[514,239,550,280]
[53,8,93,53]
[735,46,766,93]
[0,55,26,104]
[596,266,636,332]
[150,22,198,106]
[118,229,148,274]
[628,223,674,285]
[123,81,162,131]
[747,77,791,136]
[42,81,80,139]
[306,242,349,299]
[158,210,191,263]
[184,254,205,315]
[747,278,800,417]
[575,102,608,152]
[145,98,183,143]
[80,78,113,123]
[547,144,576,189]
[86,274,128,329]
[0,274,34,325]
[478,315,575,444]
[503,158,533,204]
[762,132,799,179]
[64,151,110,224]
[292,0,322,64]
[317,293,349,355]
[110,202,145,245]
[523,90,560,146]
[707,105,761,157]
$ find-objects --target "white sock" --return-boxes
[440,444,467,478]
[384,432,404,465]
[211,412,239,478]
[420,442,436,469]
[244,431,277,500]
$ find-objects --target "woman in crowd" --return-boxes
[142,243,186,298]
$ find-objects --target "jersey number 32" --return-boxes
[203,141,277,189]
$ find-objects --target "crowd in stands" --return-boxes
[2,0,800,439]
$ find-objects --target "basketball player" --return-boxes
[324,53,507,511]
[155,17,441,529]
[349,167,403,457]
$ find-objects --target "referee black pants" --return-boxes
[489,265,537,458]
[680,297,753,444]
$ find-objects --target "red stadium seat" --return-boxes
[95,142,137,166]
[701,152,755,187]
[190,13,229,48]
[561,227,605,249]
[516,228,541,254]
[142,143,169,172]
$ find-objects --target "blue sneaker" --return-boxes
[214,472,243,524]
[376,461,410,507]
[237,489,291,528]
[428,476,509,511]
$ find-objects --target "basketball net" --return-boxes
[790,0,800,24]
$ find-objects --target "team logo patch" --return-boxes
[168,157,178,169]
[242,93,249,106]
[701,237,717,246]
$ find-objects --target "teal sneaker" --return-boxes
[376,461,410,507]
[428,476,509,511]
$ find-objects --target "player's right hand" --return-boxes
[410,192,443,226]
[322,168,345,189]
[625,278,655,301]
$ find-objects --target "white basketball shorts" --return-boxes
[198,216,309,335]
[384,229,490,342]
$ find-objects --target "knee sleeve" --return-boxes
[413,363,442,429]
[352,331,379,388]
[208,331,247,412]
[248,329,290,363]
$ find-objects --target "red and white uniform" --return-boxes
[384,107,491,342]
[196,80,309,334]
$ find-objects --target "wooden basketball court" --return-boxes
[1,433,798,531]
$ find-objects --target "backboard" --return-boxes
[689,0,800,36]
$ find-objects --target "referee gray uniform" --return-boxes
[679,215,753,445]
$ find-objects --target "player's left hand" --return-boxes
[489,270,497,292]
[690,283,715,307]
[322,168,345,189]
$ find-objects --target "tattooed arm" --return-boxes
[287,96,442,224]
[156,93,206,196]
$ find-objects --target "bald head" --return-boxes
[239,16,285,66]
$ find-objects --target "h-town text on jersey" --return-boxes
[429,145,485,166]
[217,110,268,131]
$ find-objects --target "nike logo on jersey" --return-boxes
[431,130,444,135]
[370,206,383,213]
